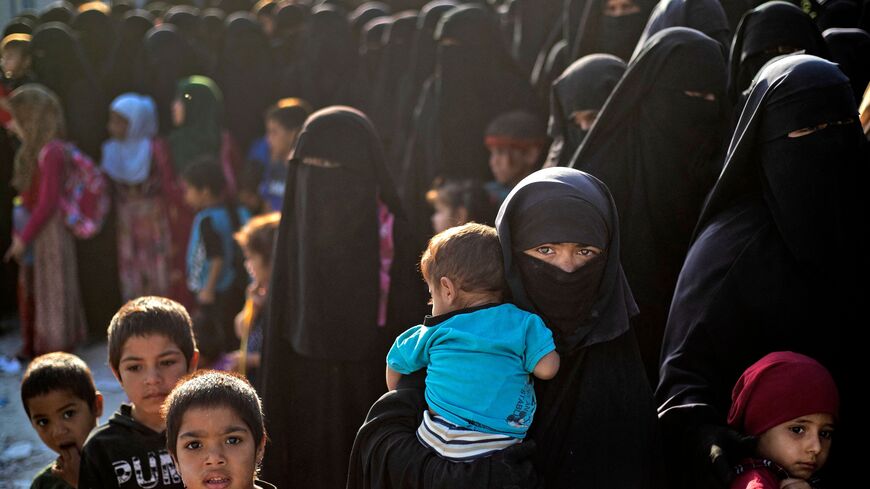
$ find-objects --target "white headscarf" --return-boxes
[101,93,158,185]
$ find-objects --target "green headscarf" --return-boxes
[168,75,223,172]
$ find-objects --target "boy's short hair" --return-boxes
[234,212,281,264]
[1,33,32,54]
[181,158,225,196]
[420,222,504,294]
[108,296,197,375]
[163,370,266,459]
[266,98,311,131]
[21,352,97,417]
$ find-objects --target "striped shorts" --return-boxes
[416,410,522,462]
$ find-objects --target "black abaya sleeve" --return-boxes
[347,372,538,489]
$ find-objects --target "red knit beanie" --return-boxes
[727,351,839,436]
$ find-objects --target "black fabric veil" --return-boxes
[570,0,657,61]
[137,25,200,134]
[570,27,728,379]
[728,1,829,105]
[102,10,155,99]
[546,54,626,167]
[630,0,730,60]
[823,27,870,101]
[657,54,866,489]
[496,168,638,352]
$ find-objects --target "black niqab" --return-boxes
[261,107,424,489]
[102,10,155,99]
[570,27,728,381]
[546,54,625,167]
[728,1,829,105]
[215,13,276,153]
[137,25,200,134]
[37,1,74,25]
[823,27,870,101]
[657,54,866,489]
[630,0,730,60]
[350,1,391,40]
[571,0,656,61]
[71,8,115,74]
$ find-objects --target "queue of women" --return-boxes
[1,0,868,488]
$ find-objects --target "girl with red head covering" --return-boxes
[727,352,839,489]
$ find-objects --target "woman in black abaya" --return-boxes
[71,7,116,75]
[727,1,829,106]
[102,10,155,100]
[545,54,626,168]
[260,107,425,489]
[137,25,200,134]
[569,27,728,383]
[347,167,662,489]
[657,54,866,489]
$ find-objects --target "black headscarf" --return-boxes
[823,27,870,101]
[816,0,861,30]
[433,4,538,181]
[657,54,866,489]
[504,0,563,75]
[215,13,276,153]
[570,27,728,379]
[37,1,75,25]
[3,18,34,36]
[546,54,626,167]
[71,8,115,74]
[102,10,155,99]
[571,0,657,62]
[630,0,730,60]
[30,21,107,158]
[201,8,227,57]
[360,16,391,87]
[728,1,829,105]
[349,1,391,41]
[137,25,200,134]
[497,167,637,352]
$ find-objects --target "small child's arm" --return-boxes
[199,257,223,304]
[386,365,403,391]
[533,350,560,380]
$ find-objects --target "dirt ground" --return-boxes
[0,321,126,489]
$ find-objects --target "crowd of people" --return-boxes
[1,0,868,488]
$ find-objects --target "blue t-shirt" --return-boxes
[387,303,555,438]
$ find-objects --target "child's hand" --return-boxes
[3,236,24,263]
[198,288,216,304]
[780,478,812,489]
[53,445,81,488]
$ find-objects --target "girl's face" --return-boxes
[431,200,467,234]
[175,405,263,489]
[523,242,603,273]
[172,99,186,127]
[243,250,270,287]
[757,413,834,480]
[108,111,130,140]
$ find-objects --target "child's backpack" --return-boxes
[59,145,110,239]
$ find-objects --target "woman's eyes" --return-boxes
[535,246,554,255]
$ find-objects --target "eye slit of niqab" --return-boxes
[684,91,717,101]
[301,156,341,168]
[787,117,856,138]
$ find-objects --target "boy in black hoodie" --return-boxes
[78,297,199,489]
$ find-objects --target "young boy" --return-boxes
[163,370,275,489]
[483,110,548,205]
[182,159,250,362]
[78,296,199,489]
[727,351,839,489]
[21,352,104,489]
[386,223,560,461]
